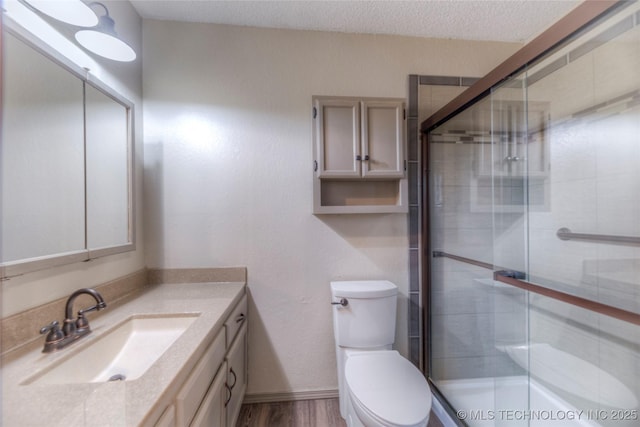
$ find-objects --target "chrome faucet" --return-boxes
[40,288,107,353]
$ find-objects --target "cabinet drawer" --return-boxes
[224,295,247,347]
[176,330,225,427]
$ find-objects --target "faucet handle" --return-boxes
[40,321,64,342]
[75,301,106,333]
[77,300,107,316]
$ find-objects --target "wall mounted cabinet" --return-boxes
[312,96,407,214]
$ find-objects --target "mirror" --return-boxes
[85,84,131,250]
[2,30,86,263]
[1,29,135,278]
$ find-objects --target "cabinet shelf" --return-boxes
[314,179,407,214]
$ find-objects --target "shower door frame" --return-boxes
[421,0,622,134]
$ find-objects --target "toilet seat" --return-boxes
[345,351,431,427]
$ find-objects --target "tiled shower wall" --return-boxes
[407,75,477,369]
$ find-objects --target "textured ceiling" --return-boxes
[130,0,581,43]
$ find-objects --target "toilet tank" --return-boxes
[331,280,398,348]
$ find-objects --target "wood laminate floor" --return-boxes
[236,398,444,427]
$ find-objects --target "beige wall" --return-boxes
[142,20,520,397]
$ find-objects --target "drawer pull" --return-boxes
[224,383,232,407]
[236,313,245,324]
[228,367,237,389]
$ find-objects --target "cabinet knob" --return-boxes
[356,155,362,161]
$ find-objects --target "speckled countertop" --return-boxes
[1,281,246,427]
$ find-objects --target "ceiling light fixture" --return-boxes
[22,0,98,27]
[74,2,136,62]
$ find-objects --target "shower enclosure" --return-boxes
[423,2,640,426]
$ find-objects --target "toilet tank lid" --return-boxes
[330,280,397,298]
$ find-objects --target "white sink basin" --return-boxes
[23,313,199,385]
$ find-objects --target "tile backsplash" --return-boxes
[1,267,247,355]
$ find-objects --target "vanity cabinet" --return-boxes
[150,294,248,427]
[312,96,407,214]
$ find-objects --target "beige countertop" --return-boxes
[1,281,246,427]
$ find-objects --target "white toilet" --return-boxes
[331,280,432,427]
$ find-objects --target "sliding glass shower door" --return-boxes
[428,85,531,427]
[426,3,640,426]
[519,5,640,424]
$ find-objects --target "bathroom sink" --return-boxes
[23,313,199,385]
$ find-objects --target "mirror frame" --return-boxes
[1,19,136,279]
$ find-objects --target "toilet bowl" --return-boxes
[346,351,432,427]
[331,280,432,427]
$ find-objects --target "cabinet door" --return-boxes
[154,405,176,427]
[314,98,361,178]
[361,100,405,178]
[176,331,226,427]
[225,324,247,427]
[190,363,226,427]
